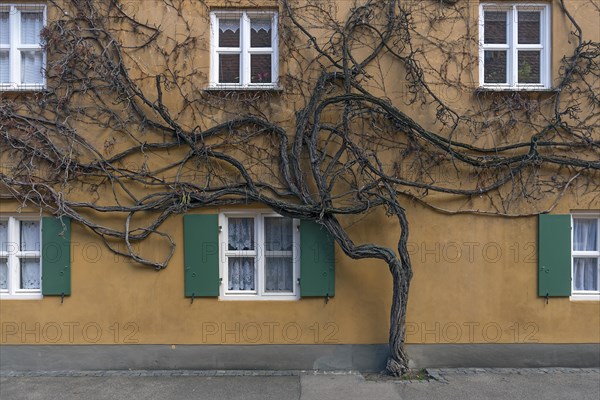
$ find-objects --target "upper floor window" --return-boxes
[479,3,550,89]
[0,217,42,299]
[210,10,278,89]
[0,4,46,91]
[219,211,299,300]
[572,215,599,296]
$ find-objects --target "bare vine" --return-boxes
[1,0,598,375]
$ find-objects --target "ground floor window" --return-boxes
[0,216,42,299]
[220,211,299,300]
[572,214,599,296]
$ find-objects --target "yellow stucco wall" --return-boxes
[1,0,599,346]
[1,198,599,345]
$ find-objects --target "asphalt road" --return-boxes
[0,368,598,400]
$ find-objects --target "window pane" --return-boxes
[20,258,40,289]
[0,52,9,83]
[265,257,293,292]
[0,12,9,45]
[250,54,272,83]
[251,17,272,47]
[219,18,240,47]
[228,218,254,250]
[573,258,598,291]
[0,258,7,290]
[265,217,293,251]
[518,51,540,84]
[21,12,44,45]
[20,221,40,251]
[484,50,506,83]
[21,51,44,84]
[518,11,540,44]
[0,221,7,252]
[219,54,240,84]
[228,257,255,290]
[573,219,598,251]
[484,11,507,44]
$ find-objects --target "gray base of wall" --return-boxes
[1,344,599,372]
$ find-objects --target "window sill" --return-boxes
[0,293,43,300]
[219,294,299,301]
[570,294,600,302]
[204,85,284,92]
[0,85,47,93]
[475,87,559,93]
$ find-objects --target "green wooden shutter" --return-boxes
[300,220,335,297]
[538,214,571,297]
[183,214,219,297]
[41,216,71,296]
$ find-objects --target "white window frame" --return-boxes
[219,210,299,301]
[209,10,279,89]
[571,212,600,301]
[0,3,47,91]
[0,215,43,300]
[479,3,551,89]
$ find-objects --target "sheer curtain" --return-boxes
[265,217,293,292]
[228,218,254,250]
[573,219,597,251]
[0,258,7,290]
[20,12,44,84]
[573,218,598,291]
[228,258,255,290]
[228,218,255,290]
[0,12,8,83]
[20,221,40,290]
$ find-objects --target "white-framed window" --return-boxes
[0,4,46,91]
[219,211,299,300]
[0,216,42,299]
[571,213,600,301]
[479,3,550,89]
[209,10,279,89]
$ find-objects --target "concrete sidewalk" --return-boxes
[1,368,598,400]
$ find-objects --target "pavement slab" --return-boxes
[0,368,598,400]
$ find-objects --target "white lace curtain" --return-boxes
[228,258,254,290]
[21,12,43,44]
[251,18,271,32]
[265,218,293,292]
[20,221,40,289]
[227,217,293,292]
[228,218,254,250]
[21,12,44,84]
[0,258,7,290]
[0,221,40,290]
[228,218,254,290]
[219,18,240,33]
[573,218,598,291]
[1,12,9,83]
[0,11,8,82]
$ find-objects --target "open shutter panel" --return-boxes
[538,214,571,297]
[41,216,71,296]
[184,214,219,297]
[300,220,335,297]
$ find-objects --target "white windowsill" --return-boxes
[0,84,47,92]
[204,85,283,92]
[570,294,600,302]
[476,86,558,93]
[0,293,43,300]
